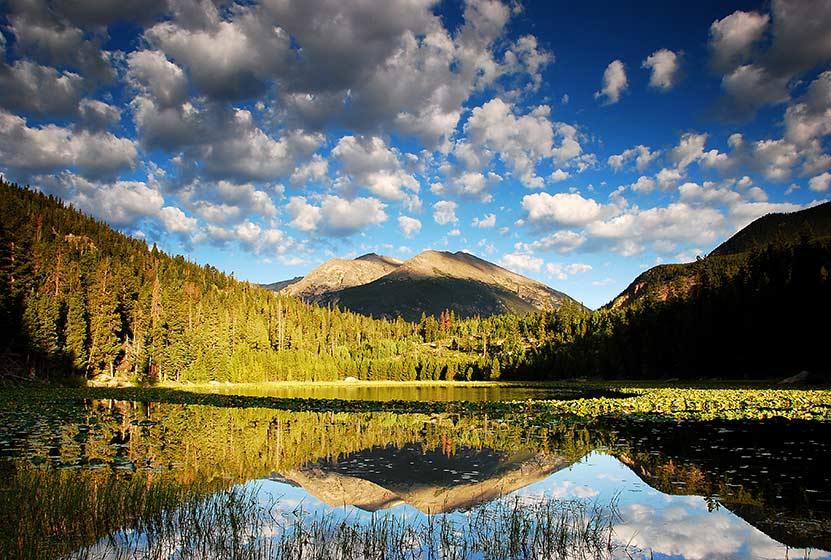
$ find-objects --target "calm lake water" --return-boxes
[2,387,829,559]
[190,382,617,401]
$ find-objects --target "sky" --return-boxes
[0,0,829,309]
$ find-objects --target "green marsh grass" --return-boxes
[1,465,625,560]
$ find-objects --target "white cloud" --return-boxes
[287,196,321,232]
[290,154,329,185]
[126,50,188,107]
[398,215,422,238]
[519,230,587,254]
[546,262,592,280]
[784,70,831,146]
[472,213,496,228]
[642,49,680,90]
[631,175,657,193]
[670,132,708,170]
[655,167,683,190]
[145,5,291,100]
[594,60,627,104]
[159,206,198,233]
[752,138,799,180]
[287,194,387,236]
[550,169,570,182]
[608,145,659,172]
[500,252,543,273]
[464,98,552,187]
[0,109,136,180]
[522,192,604,227]
[809,171,831,192]
[432,200,458,225]
[709,10,769,72]
[73,180,163,226]
[0,59,84,117]
[332,135,419,200]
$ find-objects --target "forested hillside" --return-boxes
[526,238,831,379]
[0,180,507,383]
[2,180,829,383]
[609,201,831,310]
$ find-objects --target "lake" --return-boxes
[1,384,829,559]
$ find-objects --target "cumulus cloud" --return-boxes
[398,215,422,238]
[286,196,321,232]
[608,145,659,172]
[77,99,121,131]
[550,169,570,182]
[710,1,831,118]
[6,0,116,82]
[159,206,199,233]
[0,110,136,180]
[332,135,419,200]
[631,176,657,193]
[521,176,815,258]
[642,49,680,90]
[499,252,543,273]
[594,60,627,105]
[0,60,84,117]
[433,200,458,225]
[290,154,329,186]
[522,192,605,227]
[462,98,587,188]
[809,171,831,192]
[709,10,769,73]
[472,213,496,228]
[145,4,291,101]
[546,262,592,280]
[127,50,189,108]
[784,71,831,146]
[670,132,708,170]
[287,195,387,236]
[518,230,587,254]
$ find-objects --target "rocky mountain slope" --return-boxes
[266,250,578,320]
[278,253,403,304]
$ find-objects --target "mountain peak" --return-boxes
[354,253,404,267]
[269,249,579,321]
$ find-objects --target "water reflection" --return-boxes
[192,382,617,402]
[259,451,831,560]
[1,397,829,558]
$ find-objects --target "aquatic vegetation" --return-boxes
[3,382,829,422]
[4,468,624,560]
[0,465,226,560]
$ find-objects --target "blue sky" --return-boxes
[1,0,829,308]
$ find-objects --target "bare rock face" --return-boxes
[281,450,575,514]
[280,253,402,304]
[267,250,579,320]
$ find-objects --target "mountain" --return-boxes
[276,253,403,304]
[268,250,578,321]
[260,276,303,292]
[710,200,831,257]
[280,444,574,514]
[609,201,831,309]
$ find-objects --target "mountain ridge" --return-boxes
[266,249,578,321]
[608,201,831,310]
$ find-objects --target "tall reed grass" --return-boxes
[1,466,624,560]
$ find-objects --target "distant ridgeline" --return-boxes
[1,179,830,382]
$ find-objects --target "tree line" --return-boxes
[2,179,828,383]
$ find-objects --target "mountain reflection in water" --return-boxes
[268,448,830,560]
[1,397,830,559]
